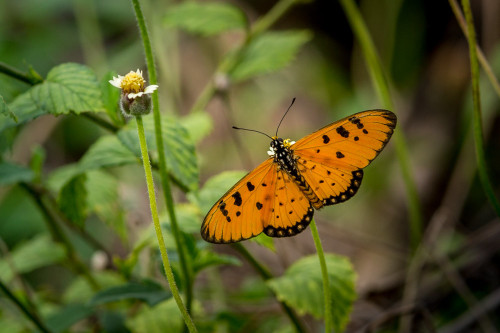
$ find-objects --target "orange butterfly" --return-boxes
[201,109,397,243]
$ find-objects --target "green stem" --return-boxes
[0,61,42,85]
[232,243,306,333]
[0,279,52,333]
[338,0,423,251]
[135,116,197,332]
[131,0,194,314]
[309,219,332,332]
[461,0,500,216]
[21,183,100,291]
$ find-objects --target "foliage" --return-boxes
[1,0,499,332]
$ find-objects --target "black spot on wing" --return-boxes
[232,191,242,206]
[246,182,255,191]
[322,135,330,144]
[336,151,345,159]
[264,206,314,238]
[336,126,350,138]
[320,170,364,207]
[256,202,263,210]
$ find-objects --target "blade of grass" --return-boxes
[338,0,423,251]
[461,0,500,217]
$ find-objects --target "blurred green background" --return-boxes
[1,0,500,332]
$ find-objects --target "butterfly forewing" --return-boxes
[201,159,278,243]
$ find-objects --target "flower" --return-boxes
[109,69,158,99]
[109,69,158,117]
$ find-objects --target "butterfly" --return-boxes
[201,108,397,243]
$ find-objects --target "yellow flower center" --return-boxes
[120,72,145,94]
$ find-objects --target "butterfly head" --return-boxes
[267,137,295,158]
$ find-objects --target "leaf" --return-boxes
[0,95,17,122]
[90,280,171,307]
[63,271,125,303]
[0,63,103,133]
[179,111,213,144]
[0,234,66,282]
[189,170,246,215]
[79,135,139,171]
[45,304,94,333]
[58,173,88,227]
[164,2,247,36]
[0,162,34,186]
[161,203,201,234]
[100,71,123,126]
[86,170,126,240]
[117,116,199,191]
[230,30,312,82]
[126,298,183,333]
[30,63,104,115]
[267,253,356,333]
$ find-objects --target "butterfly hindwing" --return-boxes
[263,170,314,238]
[201,159,279,243]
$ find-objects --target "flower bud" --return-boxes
[120,93,152,117]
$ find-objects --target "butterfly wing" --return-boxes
[263,169,314,238]
[292,110,396,208]
[201,159,278,243]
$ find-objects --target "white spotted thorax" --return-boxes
[267,138,295,157]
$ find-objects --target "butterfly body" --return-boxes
[201,110,397,244]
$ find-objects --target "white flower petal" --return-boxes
[109,76,124,88]
[144,85,159,94]
[128,91,145,99]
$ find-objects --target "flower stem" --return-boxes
[131,0,194,313]
[135,116,197,332]
[338,0,423,251]
[461,0,500,216]
[0,279,52,333]
[309,219,332,332]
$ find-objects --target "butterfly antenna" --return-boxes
[275,97,296,137]
[232,126,273,139]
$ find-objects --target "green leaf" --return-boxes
[63,271,125,303]
[31,63,104,115]
[0,234,66,282]
[0,162,34,186]
[267,253,356,333]
[179,111,214,144]
[117,116,199,191]
[0,95,17,122]
[29,145,46,183]
[0,63,103,133]
[230,30,312,81]
[45,304,94,333]
[79,135,138,171]
[189,170,246,215]
[100,71,123,126]
[252,233,275,252]
[86,170,126,240]
[164,2,247,36]
[192,249,241,273]
[58,173,88,227]
[90,280,171,307]
[126,298,183,333]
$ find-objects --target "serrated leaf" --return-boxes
[189,170,246,215]
[126,298,183,333]
[31,63,104,115]
[58,173,88,227]
[179,111,213,144]
[86,170,126,240]
[45,304,94,333]
[0,234,66,282]
[0,95,17,122]
[230,30,312,81]
[267,253,356,333]
[0,63,103,134]
[164,2,247,36]
[117,116,199,191]
[90,280,171,307]
[0,162,34,185]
